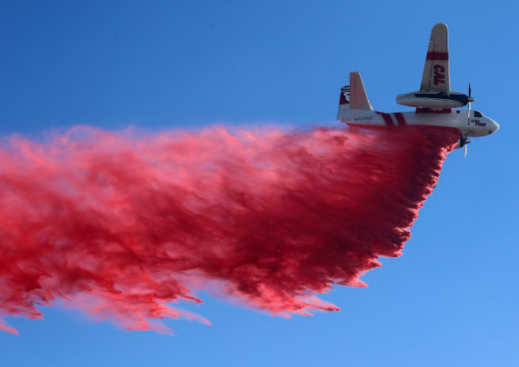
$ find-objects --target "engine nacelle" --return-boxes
[397,90,473,109]
[454,137,472,149]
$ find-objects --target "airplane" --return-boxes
[337,23,499,156]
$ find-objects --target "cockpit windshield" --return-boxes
[474,111,484,118]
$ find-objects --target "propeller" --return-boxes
[467,83,472,125]
[461,136,472,157]
[464,84,475,156]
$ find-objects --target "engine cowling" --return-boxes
[454,137,472,149]
[396,90,474,109]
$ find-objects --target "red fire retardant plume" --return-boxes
[0,125,460,335]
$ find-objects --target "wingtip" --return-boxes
[434,22,448,28]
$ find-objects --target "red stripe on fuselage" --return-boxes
[379,113,395,128]
[426,51,449,60]
[394,113,406,126]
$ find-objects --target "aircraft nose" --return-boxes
[486,119,499,135]
[492,119,500,134]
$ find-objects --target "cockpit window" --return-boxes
[474,111,483,118]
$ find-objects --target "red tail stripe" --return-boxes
[426,51,449,60]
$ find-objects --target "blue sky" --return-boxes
[1,1,517,366]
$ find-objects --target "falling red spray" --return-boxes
[0,125,460,335]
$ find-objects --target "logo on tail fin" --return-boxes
[340,86,350,105]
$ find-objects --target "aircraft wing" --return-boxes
[420,23,450,92]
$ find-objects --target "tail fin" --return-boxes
[337,85,351,120]
[349,72,373,110]
[337,72,373,121]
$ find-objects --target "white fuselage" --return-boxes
[342,109,499,138]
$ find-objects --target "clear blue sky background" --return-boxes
[1,1,517,366]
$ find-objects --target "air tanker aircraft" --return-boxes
[337,23,499,155]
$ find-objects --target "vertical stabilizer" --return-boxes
[349,72,373,110]
[336,85,350,120]
[337,72,373,121]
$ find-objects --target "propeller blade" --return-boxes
[464,143,468,157]
[467,82,472,125]
[467,83,476,103]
